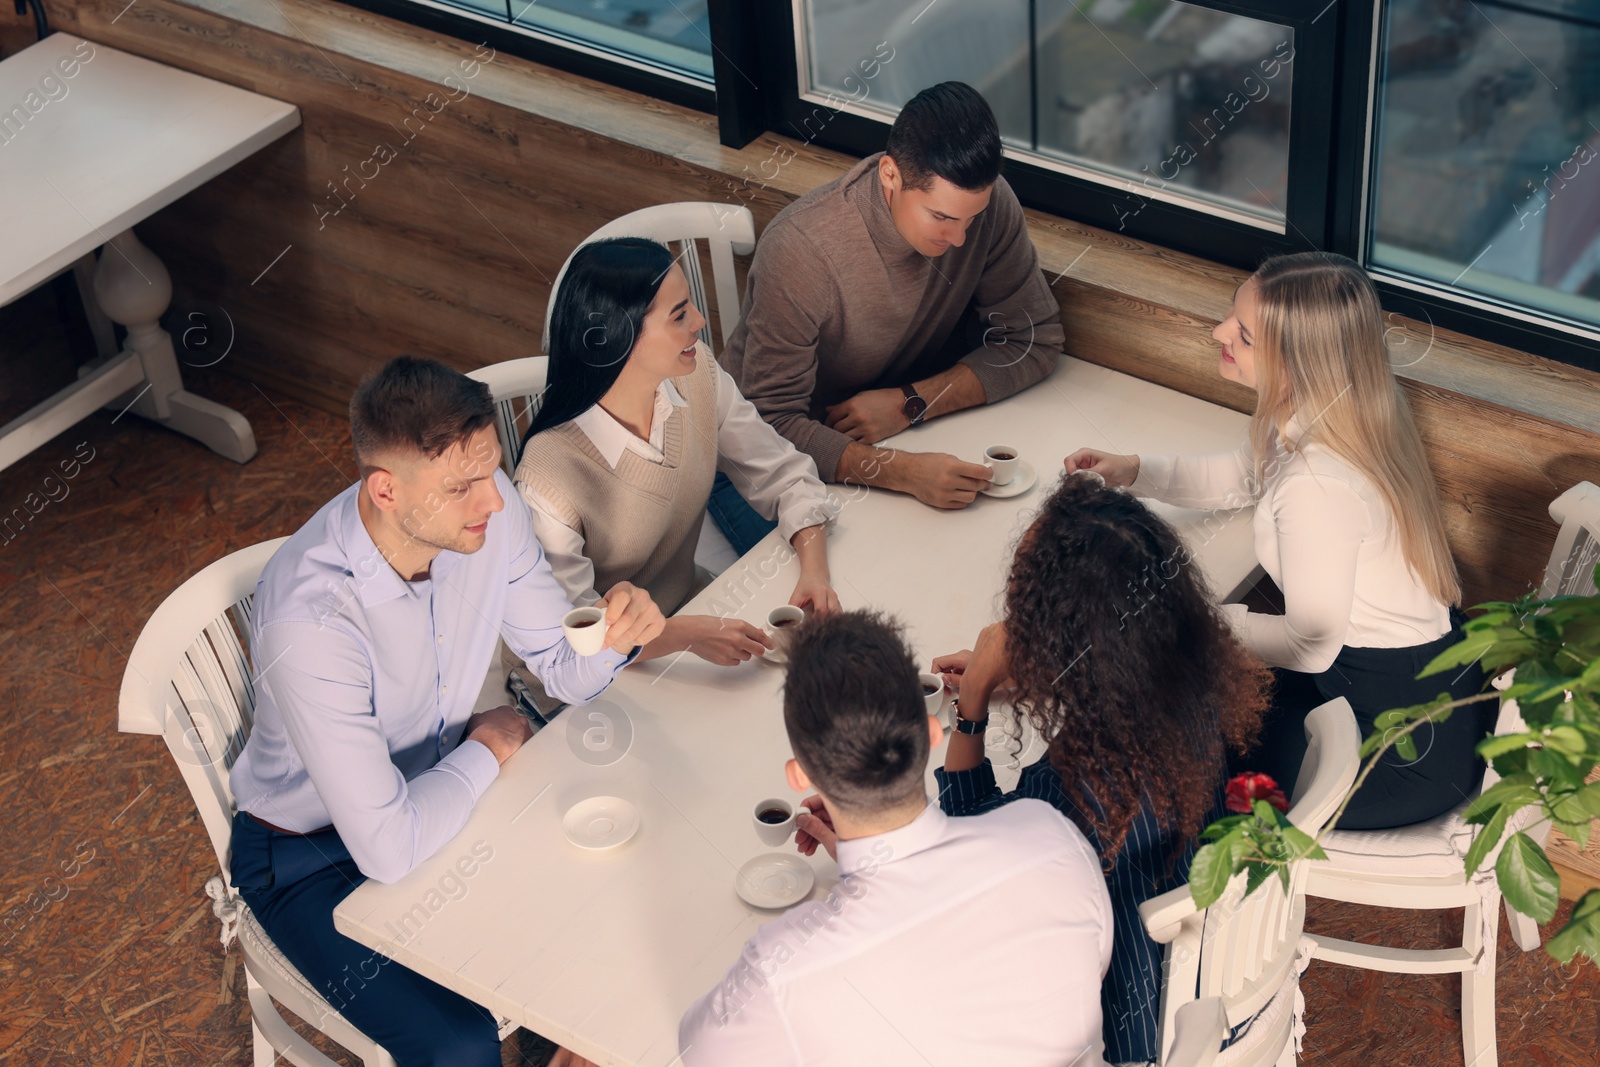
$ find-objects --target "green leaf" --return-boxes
[1244,859,1273,898]
[1252,799,1286,824]
[1463,804,1511,878]
[1545,725,1592,755]
[1496,832,1562,924]
[1554,818,1591,851]
[1188,830,1242,910]
[1463,775,1540,824]
[1545,889,1600,966]
[1393,732,1418,762]
[1419,629,1497,677]
[1574,782,1600,819]
[1201,814,1249,840]
[1477,732,1538,760]
[1281,825,1328,862]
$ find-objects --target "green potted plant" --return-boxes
[1190,565,1600,965]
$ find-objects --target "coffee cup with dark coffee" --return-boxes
[752,797,796,846]
[984,444,1021,487]
[765,605,807,665]
[562,605,608,656]
[919,671,950,726]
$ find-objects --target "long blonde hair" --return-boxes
[1248,252,1461,606]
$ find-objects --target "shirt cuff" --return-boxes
[775,486,837,543]
[1130,453,1174,498]
[440,738,501,800]
[805,424,853,485]
[1217,601,1252,642]
[934,759,999,816]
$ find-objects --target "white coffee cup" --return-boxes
[984,444,1021,486]
[753,798,796,846]
[765,605,806,664]
[919,672,950,727]
[563,605,608,656]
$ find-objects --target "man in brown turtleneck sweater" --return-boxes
[719,81,1064,513]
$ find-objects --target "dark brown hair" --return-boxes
[1005,476,1271,864]
[348,356,495,476]
[884,81,1002,193]
[783,611,929,815]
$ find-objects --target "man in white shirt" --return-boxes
[678,611,1113,1067]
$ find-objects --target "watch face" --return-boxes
[903,394,928,421]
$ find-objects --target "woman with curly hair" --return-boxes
[1065,251,1492,830]
[934,474,1272,1066]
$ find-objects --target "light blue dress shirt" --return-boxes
[230,470,633,883]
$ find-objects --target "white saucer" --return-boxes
[981,459,1038,499]
[562,796,639,850]
[735,853,815,909]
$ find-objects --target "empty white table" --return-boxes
[333,355,1259,1065]
[0,33,300,472]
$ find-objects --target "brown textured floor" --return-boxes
[1,282,1596,1065]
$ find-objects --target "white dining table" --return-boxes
[333,355,1260,1065]
[0,32,300,473]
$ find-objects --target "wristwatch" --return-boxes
[901,383,929,425]
[954,713,989,735]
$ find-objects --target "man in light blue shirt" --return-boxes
[229,356,663,1067]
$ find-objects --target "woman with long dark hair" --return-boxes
[1066,251,1491,829]
[934,474,1272,1065]
[515,237,839,665]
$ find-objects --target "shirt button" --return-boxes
[437,635,444,644]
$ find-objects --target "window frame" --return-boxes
[1336,0,1600,371]
[757,0,1341,269]
[353,0,1600,372]
[334,0,717,114]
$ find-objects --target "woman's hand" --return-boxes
[932,624,1015,700]
[597,581,667,652]
[1064,447,1139,488]
[789,524,840,617]
[794,795,838,861]
[789,573,841,618]
[672,614,774,666]
[930,649,973,691]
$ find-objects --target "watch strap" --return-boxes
[954,714,989,735]
[901,383,928,425]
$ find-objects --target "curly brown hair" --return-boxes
[1003,475,1272,865]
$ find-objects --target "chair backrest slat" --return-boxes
[119,539,287,882]
[1541,482,1600,598]
[539,202,757,355]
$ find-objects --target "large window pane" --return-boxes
[800,0,1294,228]
[1370,0,1600,332]
[437,0,713,80]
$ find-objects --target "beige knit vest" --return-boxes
[515,346,719,615]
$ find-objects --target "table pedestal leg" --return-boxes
[91,229,256,464]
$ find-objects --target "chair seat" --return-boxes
[237,902,332,1008]
[1215,971,1300,1067]
[1315,802,1471,877]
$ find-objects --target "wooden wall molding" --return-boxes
[21,0,1600,603]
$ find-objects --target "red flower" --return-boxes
[1226,773,1289,814]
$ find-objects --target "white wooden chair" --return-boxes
[117,539,514,1067]
[1299,480,1600,1067]
[1165,998,1229,1067]
[1141,697,1361,1066]
[540,201,757,355]
[468,355,548,477]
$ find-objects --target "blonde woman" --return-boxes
[1065,251,1491,830]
